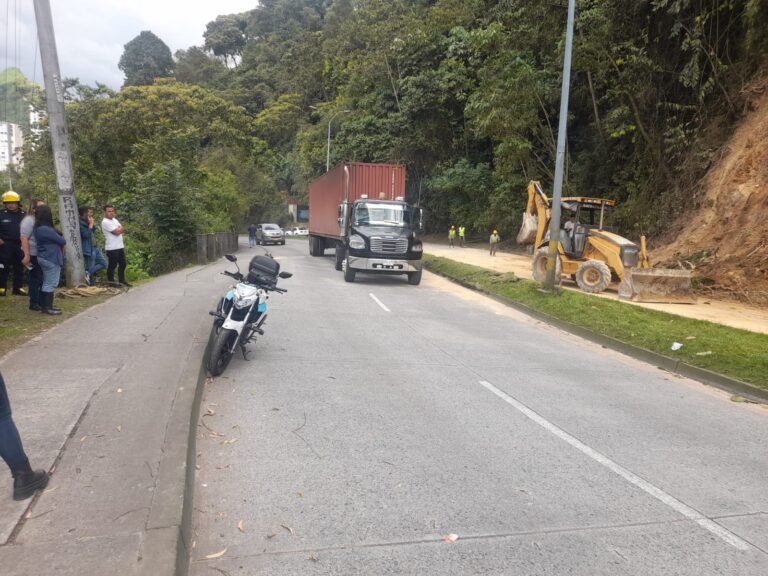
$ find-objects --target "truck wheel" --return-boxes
[407,270,422,285]
[309,236,319,256]
[532,248,561,283]
[335,246,345,271]
[575,260,611,293]
[343,256,356,282]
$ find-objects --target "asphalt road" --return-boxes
[190,240,768,575]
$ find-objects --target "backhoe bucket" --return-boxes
[618,268,696,304]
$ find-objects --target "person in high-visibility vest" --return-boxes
[448,225,456,247]
[458,225,466,247]
[489,229,501,256]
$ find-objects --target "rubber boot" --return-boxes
[12,460,49,501]
[41,292,62,316]
[49,291,62,314]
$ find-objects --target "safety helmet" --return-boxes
[2,190,21,203]
[451,225,455,228]
[493,230,498,234]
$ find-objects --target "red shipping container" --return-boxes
[309,163,406,241]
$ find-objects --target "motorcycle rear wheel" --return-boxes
[207,328,237,376]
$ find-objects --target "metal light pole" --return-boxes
[543,0,576,293]
[33,0,86,286]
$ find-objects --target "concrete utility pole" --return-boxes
[33,0,85,286]
[325,109,350,172]
[544,0,576,293]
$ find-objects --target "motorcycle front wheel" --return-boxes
[207,328,238,376]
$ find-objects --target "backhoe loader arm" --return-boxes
[527,181,552,249]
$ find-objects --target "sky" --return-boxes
[1,0,258,89]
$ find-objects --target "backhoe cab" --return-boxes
[518,181,694,303]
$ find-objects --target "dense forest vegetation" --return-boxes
[3,0,767,276]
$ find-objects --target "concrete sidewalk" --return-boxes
[0,256,228,575]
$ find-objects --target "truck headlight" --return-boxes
[349,234,365,249]
[412,242,423,253]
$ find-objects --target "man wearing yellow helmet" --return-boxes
[489,229,501,256]
[0,191,27,296]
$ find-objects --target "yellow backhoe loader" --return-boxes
[516,181,694,303]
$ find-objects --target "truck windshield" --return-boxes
[352,202,410,227]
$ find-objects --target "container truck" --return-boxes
[308,162,424,284]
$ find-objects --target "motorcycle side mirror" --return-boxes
[279,272,293,279]
[225,254,237,262]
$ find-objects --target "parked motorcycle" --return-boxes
[204,253,292,376]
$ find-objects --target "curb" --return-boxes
[176,263,228,575]
[175,345,209,576]
[424,265,768,404]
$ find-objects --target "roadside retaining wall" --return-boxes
[196,232,239,265]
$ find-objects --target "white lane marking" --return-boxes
[369,293,391,313]
[479,380,752,551]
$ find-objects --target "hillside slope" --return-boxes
[652,77,768,306]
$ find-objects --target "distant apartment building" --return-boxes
[0,105,44,172]
[0,121,24,172]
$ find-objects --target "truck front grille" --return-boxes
[370,236,408,255]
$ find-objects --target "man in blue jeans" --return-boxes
[0,371,48,500]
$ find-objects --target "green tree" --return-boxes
[175,47,231,89]
[204,14,249,67]
[0,68,43,128]
[118,31,175,87]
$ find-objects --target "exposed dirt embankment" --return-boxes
[652,77,768,307]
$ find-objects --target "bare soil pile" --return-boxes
[652,76,768,306]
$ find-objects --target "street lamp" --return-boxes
[311,106,351,172]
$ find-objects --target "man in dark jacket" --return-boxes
[0,191,26,296]
[79,206,106,285]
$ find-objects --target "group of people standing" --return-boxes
[79,203,129,288]
[0,191,130,316]
[447,224,466,247]
[0,194,131,503]
[448,224,501,255]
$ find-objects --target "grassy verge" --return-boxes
[0,292,116,359]
[424,255,768,389]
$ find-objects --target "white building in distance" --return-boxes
[1,105,44,172]
[0,121,24,172]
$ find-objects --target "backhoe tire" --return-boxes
[532,248,561,283]
[575,260,611,294]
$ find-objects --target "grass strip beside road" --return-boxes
[0,292,115,359]
[424,255,768,389]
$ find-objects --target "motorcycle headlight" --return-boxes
[234,298,253,309]
[349,234,365,249]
